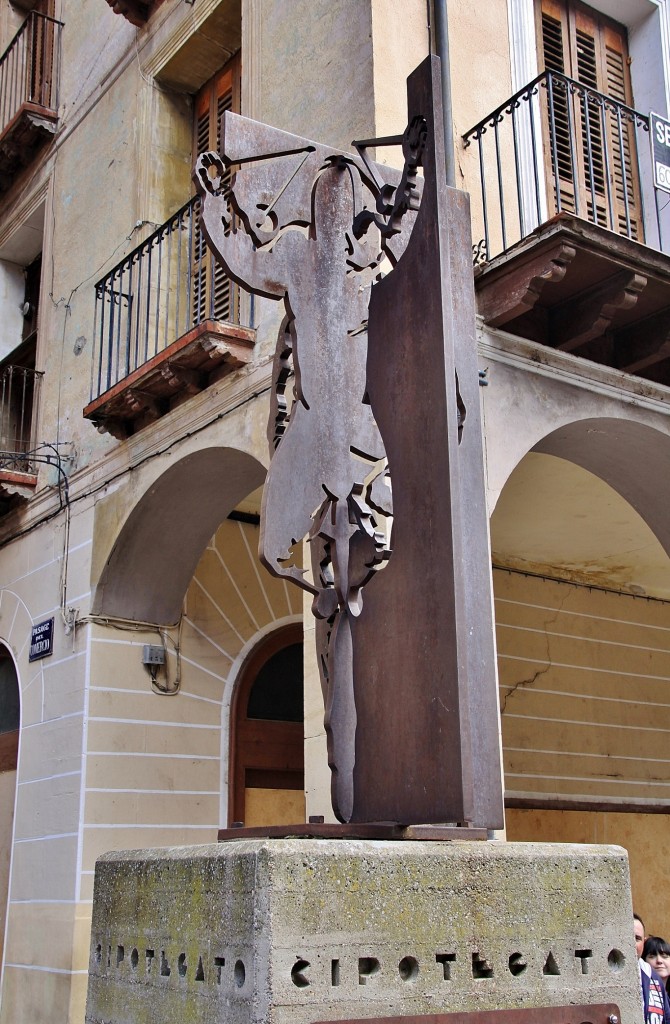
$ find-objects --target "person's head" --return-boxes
[635,914,646,958]
[643,936,670,981]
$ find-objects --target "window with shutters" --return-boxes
[86,51,255,438]
[0,254,42,479]
[192,56,240,329]
[0,0,62,194]
[537,0,643,240]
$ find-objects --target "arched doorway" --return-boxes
[0,644,19,970]
[229,624,304,827]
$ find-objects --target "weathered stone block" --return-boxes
[85,839,639,1024]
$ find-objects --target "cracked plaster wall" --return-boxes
[497,567,670,929]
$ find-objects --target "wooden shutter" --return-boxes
[537,0,643,241]
[192,55,240,327]
[539,0,575,214]
[601,20,640,238]
[16,0,57,111]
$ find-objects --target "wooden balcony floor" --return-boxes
[83,319,256,440]
[0,469,37,514]
[475,213,670,384]
[0,102,58,192]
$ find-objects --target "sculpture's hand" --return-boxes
[402,115,428,169]
[193,152,231,226]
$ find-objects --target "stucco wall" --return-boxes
[0,500,93,1023]
[0,261,23,361]
[496,568,670,802]
[83,514,301,903]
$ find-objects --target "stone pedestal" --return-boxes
[85,839,640,1024]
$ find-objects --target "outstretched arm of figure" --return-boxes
[193,153,287,301]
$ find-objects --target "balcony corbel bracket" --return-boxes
[477,242,576,328]
[550,271,648,354]
[93,416,130,442]
[0,470,38,500]
[125,389,163,420]
[160,363,202,395]
[105,0,150,27]
[614,309,670,376]
[25,111,59,135]
[200,334,251,368]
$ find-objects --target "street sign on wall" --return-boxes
[650,111,670,193]
[29,618,54,661]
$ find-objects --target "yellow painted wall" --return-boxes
[496,568,670,935]
[82,516,302,899]
[495,568,670,802]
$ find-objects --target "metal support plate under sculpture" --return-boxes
[194,56,503,828]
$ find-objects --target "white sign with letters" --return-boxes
[29,618,54,661]
[650,111,670,194]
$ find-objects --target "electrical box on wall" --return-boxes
[143,645,165,666]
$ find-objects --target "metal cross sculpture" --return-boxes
[194,57,504,829]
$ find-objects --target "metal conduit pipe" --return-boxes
[433,0,456,187]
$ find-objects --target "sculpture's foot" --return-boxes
[324,612,356,823]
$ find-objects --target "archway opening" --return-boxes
[491,436,670,929]
[229,624,304,827]
[82,477,305,889]
[92,446,266,624]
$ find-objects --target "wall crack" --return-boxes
[500,588,571,714]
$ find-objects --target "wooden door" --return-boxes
[229,625,304,828]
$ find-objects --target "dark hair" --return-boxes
[635,913,645,930]
[643,936,670,960]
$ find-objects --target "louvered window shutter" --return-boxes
[192,55,240,327]
[540,1,575,212]
[538,0,642,241]
[29,0,57,109]
[601,21,641,239]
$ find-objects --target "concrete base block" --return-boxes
[85,839,639,1024]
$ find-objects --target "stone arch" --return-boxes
[92,447,266,624]
[531,417,670,557]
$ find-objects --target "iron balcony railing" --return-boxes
[0,11,63,135]
[463,70,667,264]
[0,364,42,474]
[92,195,244,401]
